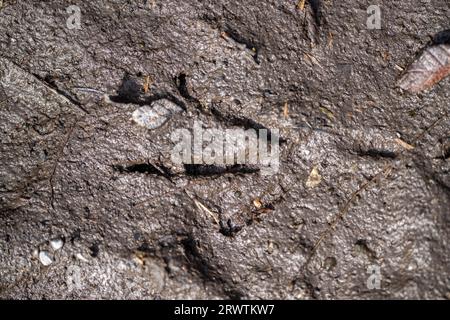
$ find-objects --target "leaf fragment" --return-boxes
[395,138,415,151]
[306,166,322,188]
[398,30,450,93]
[297,0,306,11]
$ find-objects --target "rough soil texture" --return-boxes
[0,0,449,299]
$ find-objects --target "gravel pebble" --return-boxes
[38,251,53,266]
[50,238,64,251]
[132,99,183,129]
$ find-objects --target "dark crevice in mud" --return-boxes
[222,26,261,64]
[354,239,377,261]
[301,0,326,44]
[179,234,244,299]
[356,149,398,159]
[308,0,322,26]
[210,104,287,144]
[180,235,213,278]
[89,243,100,258]
[69,229,81,245]
[437,137,450,160]
[113,162,174,179]
[109,75,187,111]
[438,147,450,160]
[197,14,261,64]
[199,12,220,26]
[113,162,260,181]
[136,241,157,256]
[0,56,89,114]
[184,164,259,177]
[174,73,286,144]
[433,29,450,45]
[32,73,90,114]
[175,73,199,103]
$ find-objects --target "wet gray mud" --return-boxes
[0,0,449,299]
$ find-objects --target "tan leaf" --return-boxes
[306,166,322,188]
[297,0,306,11]
[395,138,415,151]
[253,198,262,209]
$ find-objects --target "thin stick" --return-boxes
[303,165,392,269]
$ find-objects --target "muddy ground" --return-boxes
[0,0,449,299]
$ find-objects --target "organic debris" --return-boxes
[305,166,322,188]
[319,106,334,121]
[193,199,220,225]
[253,198,262,209]
[297,0,306,11]
[398,30,450,93]
[395,138,415,151]
[283,101,289,119]
[143,75,152,93]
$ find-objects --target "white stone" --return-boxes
[39,251,53,266]
[50,238,64,251]
[75,253,88,262]
[132,99,183,130]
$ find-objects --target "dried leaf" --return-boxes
[308,0,321,26]
[297,0,306,11]
[304,52,322,68]
[143,75,152,93]
[327,31,334,48]
[194,199,220,225]
[306,166,321,188]
[267,241,274,254]
[253,198,262,209]
[395,138,415,151]
[319,106,334,120]
[398,30,450,93]
[283,101,289,119]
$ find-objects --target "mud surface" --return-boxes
[0,0,449,299]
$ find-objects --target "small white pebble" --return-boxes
[75,253,88,262]
[50,238,64,251]
[132,99,183,130]
[39,251,53,266]
[132,105,170,129]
